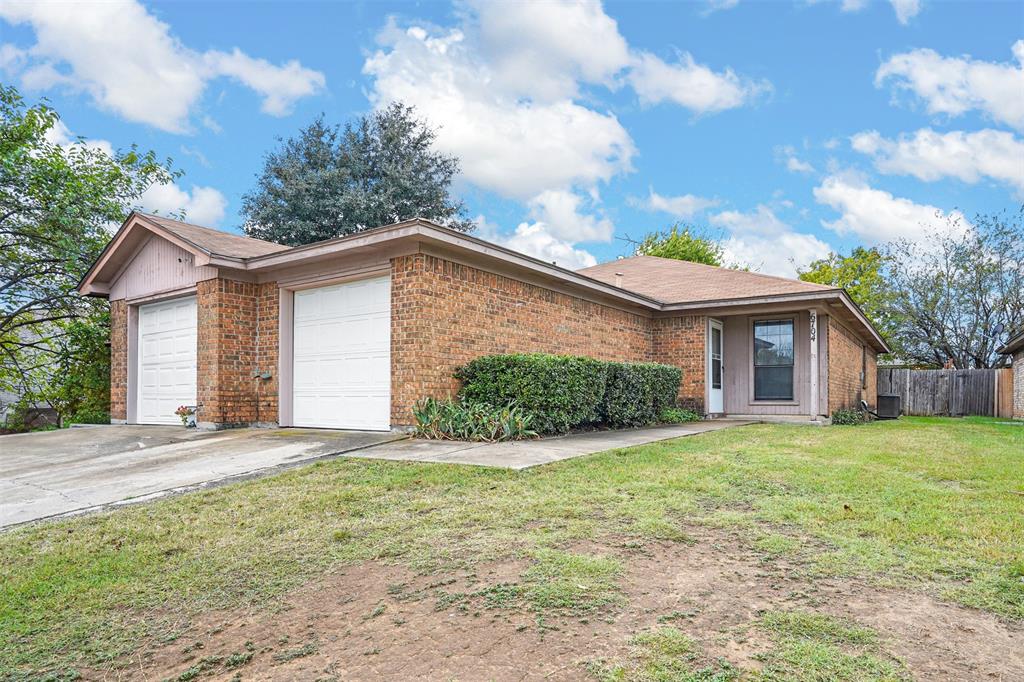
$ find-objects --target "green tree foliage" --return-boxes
[43,309,112,424]
[0,85,177,425]
[633,223,724,266]
[798,246,902,356]
[885,209,1023,368]
[242,102,474,246]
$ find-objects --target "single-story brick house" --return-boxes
[77,212,889,430]
[997,329,1024,419]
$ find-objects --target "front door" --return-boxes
[708,319,724,414]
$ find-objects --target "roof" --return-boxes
[78,213,889,353]
[137,212,290,258]
[998,329,1024,355]
[577,255,837,304]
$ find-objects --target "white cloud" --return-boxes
[851,128,1024,192]
[629,50,771,114]
[527,189,615,243]
[876,41,1024,130]
[202,49,325,117]
[703,0,740,14]
[470,0,630,101]
[787,157,815,173]
[0,0,324,133]
[637,189,719,218]
[710,205,831,277]
[776,145,815,173]
[889,0,922,24]
[139,183,228,227]
[813,174,965,242]
[475,216,597,269]
[363,21,634,200]
[835,0,920,23]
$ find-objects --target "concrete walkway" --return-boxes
[344,419,755,470]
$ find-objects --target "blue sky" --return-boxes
[1,0,1021,276]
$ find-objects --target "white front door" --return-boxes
[292,276,391,431]
[138,296,197,424]
[708,319,724,414]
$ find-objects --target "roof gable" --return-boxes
[78,212,289,296]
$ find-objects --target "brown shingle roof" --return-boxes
[138,212,290,259]
[577,255,836,304]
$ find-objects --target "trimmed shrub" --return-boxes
[603,362,683,428]
[412,397,536,442]
[455,353,683,434]
[455,354,608,434]
[831,408,867,425]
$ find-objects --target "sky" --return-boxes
[1,0,1022,276]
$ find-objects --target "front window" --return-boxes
[753,319,794,400]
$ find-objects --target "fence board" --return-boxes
[876,368,1009,417]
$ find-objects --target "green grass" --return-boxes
[755,610,909,681]
[590,627,740,681]
[1,417,1021,676]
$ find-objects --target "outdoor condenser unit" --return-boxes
[875,394,901,419]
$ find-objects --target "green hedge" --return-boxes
[454,353,683,434]
[603,362,682,428]
[455,354,608,434]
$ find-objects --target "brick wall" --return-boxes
[390,253,662,425]
[827,316,877,414]
[196,278,279,427]
[652,315,707,413]
[109,299,127,421]
[1014,350,1024,419]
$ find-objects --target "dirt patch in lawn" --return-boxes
[95,527,1022,681]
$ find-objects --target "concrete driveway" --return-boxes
[0,425,404,529]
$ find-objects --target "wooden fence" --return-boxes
[876,368,1014,418]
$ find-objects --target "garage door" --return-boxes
[138,296,197,425]
[293,276,391,430]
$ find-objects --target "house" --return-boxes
[77,212,889,430]
[997,329,1024,419]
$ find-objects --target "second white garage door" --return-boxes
[292,276,391,430]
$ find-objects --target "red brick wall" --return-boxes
[109,299,127,421]
[196,278,279,426]
[390,253,659,425]
[827,316,877,413]
[255,283,280,424]
[652,315,707,413]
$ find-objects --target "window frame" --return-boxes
[748,316,798,404]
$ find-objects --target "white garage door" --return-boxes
[293,276,391,430]
[138,296,197,425]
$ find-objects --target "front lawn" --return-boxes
[1,417,1021,678]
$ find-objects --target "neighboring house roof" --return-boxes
[78,212,890,352]
[997,329,1024,355]
[139,213,290,258]
[578,255,836,304]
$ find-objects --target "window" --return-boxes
[710,326,722,389]
[861,345,867,389]
[753,319,794,400]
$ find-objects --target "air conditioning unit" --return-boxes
[876,394,901,419]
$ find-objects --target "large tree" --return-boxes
[0,85,176,424]
[885,209,1024,368]
[799,246,902,357]
[242,103,474,246]
[630,223,724,266]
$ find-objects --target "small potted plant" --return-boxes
[175,405,197,428]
